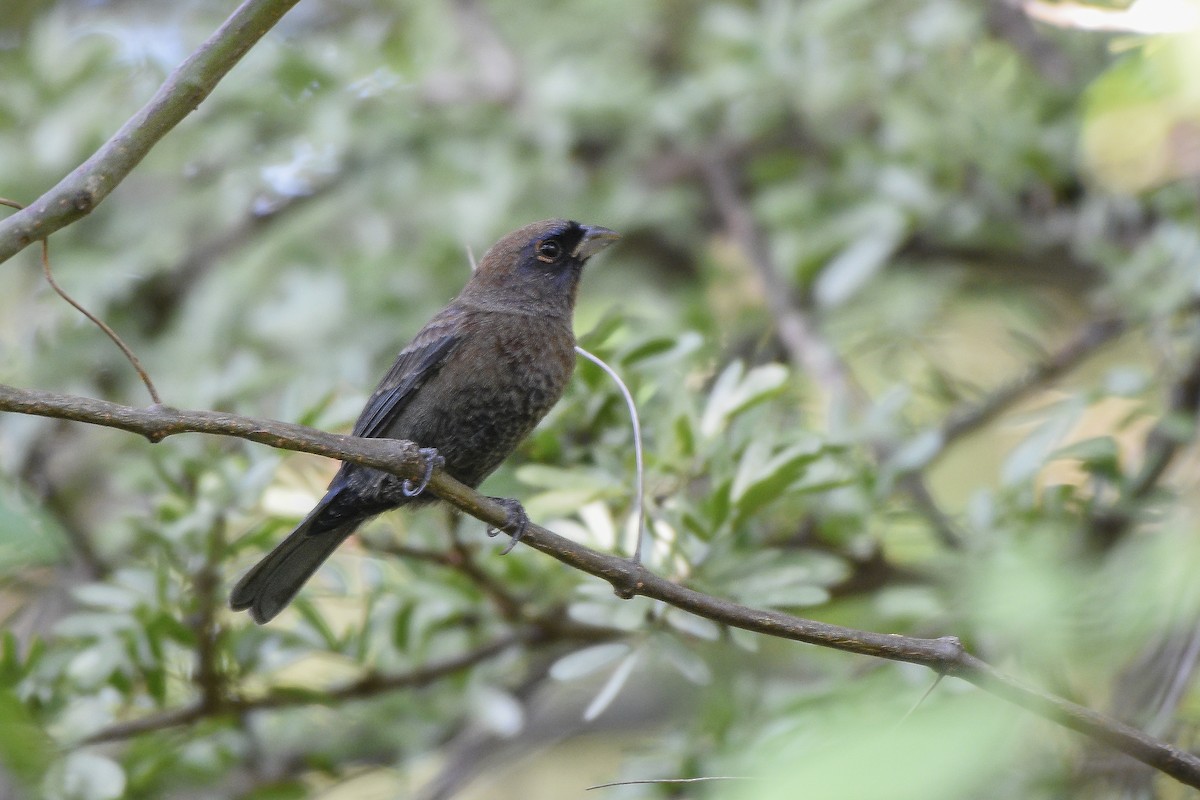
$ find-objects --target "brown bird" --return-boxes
[230,219,620,623]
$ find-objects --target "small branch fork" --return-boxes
[3,384,1200,788]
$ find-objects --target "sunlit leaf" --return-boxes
[731,438,824,517]
[470,685,525,738]
[664,608,721,641]
[45,751,126,800]
[700,361,790,437]
[584,649,640,721]
[1001,401,1083,486]
[549,643,631,681]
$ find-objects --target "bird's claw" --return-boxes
[402,447,444,497]
[486,497,529,555]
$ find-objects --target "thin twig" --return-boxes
[0,198,161,404]
[932,316,1127,460]
[701,158,863,412]
[587,776,754,790]
[372,540,525,622]
[3,385,1199,787]
[39,241,161,404]
[83,632,526,744]
[894,673,945,729]
[371,539,622,641]
[193,516,226,710]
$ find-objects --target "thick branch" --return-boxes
[4,383,1200,787]
[0,0,301,264]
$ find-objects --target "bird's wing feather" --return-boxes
[352,310,463,439]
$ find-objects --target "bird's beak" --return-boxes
[572,225,621,260]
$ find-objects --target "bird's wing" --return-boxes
[352,309,463,439]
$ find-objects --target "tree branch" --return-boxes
[701,158,863,412]
[934,316,1128,457]
[3,383,1199,786]
[82,632,526,745]
[0,0,301,265]
[191,516,227,712]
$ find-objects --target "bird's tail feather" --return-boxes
[230,508,359,624]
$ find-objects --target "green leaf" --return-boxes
[549,643,631,681]
[577,313,626,350]
[722,551,848,610]
[241,782,309,800]
[1001,401,1083,486]
[0,633,21,687]
[813,205,907,308]
[700,361,790,437]
[622,336,679,364]
[146,612,196,648]
[0,488,67,571]
[469,685,525,737]
[1051,436,1122,480]
[72,583,140,613]
[584,649,640,721]
[664,608,721,641]
[392,601,415,652]
[889,429,945,474]
[66,643,125,689]
[293,598,340,651]
[731,438,824,518]
[45,751,126,800]
[514,464,619,493]
[0,689,54,789]
[738,582,830,609]
[674,412,696,458]
[143,666,167,706]
[659,637,712,685]
[699,477,733,533]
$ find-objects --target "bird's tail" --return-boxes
[229,507,359,624]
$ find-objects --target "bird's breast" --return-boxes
[392,314,576,487]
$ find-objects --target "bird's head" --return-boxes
[459,219,620,317]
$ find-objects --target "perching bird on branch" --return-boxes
[230,219,620,623]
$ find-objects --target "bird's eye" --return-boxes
[536,239,563,263]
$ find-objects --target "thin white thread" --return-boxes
[574,345,646,563]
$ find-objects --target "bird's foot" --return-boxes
[486,497,529,555]
[402,447,444,497]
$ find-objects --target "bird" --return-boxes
[230,219,620,623]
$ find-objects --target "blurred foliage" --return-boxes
[3,0,1200,798]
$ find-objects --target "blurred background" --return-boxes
[3,0,1200,797]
